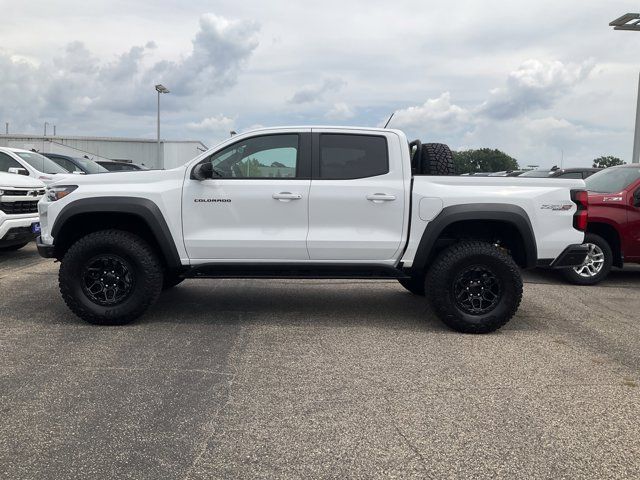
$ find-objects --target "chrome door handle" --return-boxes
[366,193,396,203]
[273,192,302,201]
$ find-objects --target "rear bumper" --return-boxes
[36,236,56,258]
[538,244,589,269]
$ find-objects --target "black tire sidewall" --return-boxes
[427,242,522,333]
[60,231,162,324]
[445,254,518,326]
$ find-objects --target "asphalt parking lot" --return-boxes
[1,244,639,479]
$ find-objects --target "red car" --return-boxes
[562,164,640,284]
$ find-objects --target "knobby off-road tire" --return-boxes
[421,143,456,175]
[560,233,613,286]
[59,230,163,325]
[0,241,29,252]
[426,241,523,334]
[398,275,426,296]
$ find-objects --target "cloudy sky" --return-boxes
[2,0,640,167]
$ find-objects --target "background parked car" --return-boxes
[519,167,600,179]
[0,171,45,251]
[0,147,71,184]
[488,170,526,176]
[43,153,108,174]
[96,160,147,172]
[561,164,640,285]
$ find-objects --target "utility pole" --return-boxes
[44,122,49,136]
[4,123,7,134]
[53,125,57,136]
[155,84,170,168]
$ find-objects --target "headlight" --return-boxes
[46,185,77,202]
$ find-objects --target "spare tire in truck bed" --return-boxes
[420,143,456,175]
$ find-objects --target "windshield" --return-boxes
[584,167,640,193]
[15,152,68,174]
[519,170,552,177]
[73,157,108,174]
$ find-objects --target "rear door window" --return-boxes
[318,134,388,179]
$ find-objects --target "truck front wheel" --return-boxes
[426,241,523,334]
[59,230,163,325]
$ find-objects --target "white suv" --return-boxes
[0,147,71,185]
[0,172,45,251]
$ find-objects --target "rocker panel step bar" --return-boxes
[184,263,410,280]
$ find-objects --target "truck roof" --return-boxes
[241,126,404,135]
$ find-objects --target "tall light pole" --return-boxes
[610,13,640,163]
[155,84,170,167]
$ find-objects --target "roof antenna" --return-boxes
[383,112,395,129]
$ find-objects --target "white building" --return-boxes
[0,134,208,170]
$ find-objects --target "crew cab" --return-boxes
[0,172,45,251]
[561,163,640,285]
[36,127,588,333]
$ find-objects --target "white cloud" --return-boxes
[289,77,346,104]
[325,103,354,121]
[390,93,471,134]
[0,13,260,134]
[478,59,595,120]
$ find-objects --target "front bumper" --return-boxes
[36,236,56,258]
[539,244,589,268]
[0,216,39,246]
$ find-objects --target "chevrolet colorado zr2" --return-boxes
[36,127,589,333]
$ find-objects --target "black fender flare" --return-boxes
[410,203,538,271]
[51,197,182,270]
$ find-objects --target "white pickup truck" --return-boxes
[0,172,45,251]
[36,127,589,333]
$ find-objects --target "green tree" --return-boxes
[592,156,625,169]
[452,148,519,174]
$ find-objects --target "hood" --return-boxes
[0,171,46,189]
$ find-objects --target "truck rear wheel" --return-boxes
[59,230,163,325]
[426,241,522,333]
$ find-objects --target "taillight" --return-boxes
[571,189,588,231]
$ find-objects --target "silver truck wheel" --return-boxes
[573,243,605,278]
[560,233,613,286]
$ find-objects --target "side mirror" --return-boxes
[8,167,29,176]
[192,162,213,181]
[72,170,86,175]
[634,189,640,207]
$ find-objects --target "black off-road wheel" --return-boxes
[560,233,612,286]
[59,230,163,325]
[421,143,456,175]
[426,241,523,334]
[398,275,426,296]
